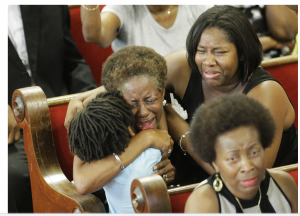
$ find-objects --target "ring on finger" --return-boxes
[168,149,172,154]
[163,174,167,181]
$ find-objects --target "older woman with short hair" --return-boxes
[72,46,175,198]
[185,94,298,213]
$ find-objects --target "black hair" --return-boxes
[68,91,135,163]
[189,94,276,164]
[186,5,263,85]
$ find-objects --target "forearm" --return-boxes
[182,137,215,175]
[259,36,278,51]
[158,109,168,131]
[265,5,298,41]
[80,5,102,45]
[73,130,153,194]
[81,86,106,106]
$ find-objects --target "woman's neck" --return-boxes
[202,80,245,103]
[146,5,178,29]
[147,5,172,14]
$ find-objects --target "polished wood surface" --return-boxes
[12,86,105,213]
[260,55,298,68]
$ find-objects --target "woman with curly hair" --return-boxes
[185,94,298,213]
[68,92,162,213]
[70,46,175,201]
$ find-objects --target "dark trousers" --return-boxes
[8,134,33,213]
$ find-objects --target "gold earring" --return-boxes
[213,173,223,192]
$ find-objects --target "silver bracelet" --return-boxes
[82,5,99,11]
[113,153,125,170]
[178,131,190,155]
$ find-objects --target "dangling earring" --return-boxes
[213,173,223,192]
[163,100,167,106]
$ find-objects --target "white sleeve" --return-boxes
[101,5,133,30]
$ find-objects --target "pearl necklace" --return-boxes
[235,187,261,213]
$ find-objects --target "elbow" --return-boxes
[83,34,110,49]
[83,34,98,44]
[273,30,297,42]
[74,179,90,195]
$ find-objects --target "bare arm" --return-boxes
[73,128,173,195]
[64,86,106,130]
[185,184,219,213]
[164,50,215,175]
[268,169,298,213]
[164,104,215,175]
[259,35,295,52]
[247,81,295,168]
[80,5,120,48]
[265,5,298,41]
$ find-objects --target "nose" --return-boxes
[240,156,254,173]
[203,52,216,67]
[137,101,150,118]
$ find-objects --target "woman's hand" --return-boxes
[152,158,175,183]
[64,96,84,130]
[64,87,107,130]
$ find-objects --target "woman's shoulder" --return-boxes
[164,50,192,93]
[268,169,298,210]
[268,169,297,189]
[185,182,219,213]
[246,69,288,104]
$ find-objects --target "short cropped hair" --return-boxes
[68,92,135,163]
[189,94,276,164]
[102,46,167,92]
[186,5,263,85]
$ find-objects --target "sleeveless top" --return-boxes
[166,67,297,183]
[193,170,292,213]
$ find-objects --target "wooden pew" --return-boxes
[130,163,298,213]
[12,87,105,213]
[11,55,297,213]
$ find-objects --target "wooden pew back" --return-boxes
[12,87,104,213]
[261,55,298,128]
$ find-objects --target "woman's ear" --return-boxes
[128,126,136,137]
[212,161,219,173]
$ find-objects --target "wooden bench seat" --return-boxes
[11,55,297,212]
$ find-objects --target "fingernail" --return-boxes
[153,166,157,170]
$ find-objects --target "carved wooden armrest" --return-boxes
[12,86,105,213]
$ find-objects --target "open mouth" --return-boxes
[136,118,155,130]
[203,71,219,79]
[240,177,258,187]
